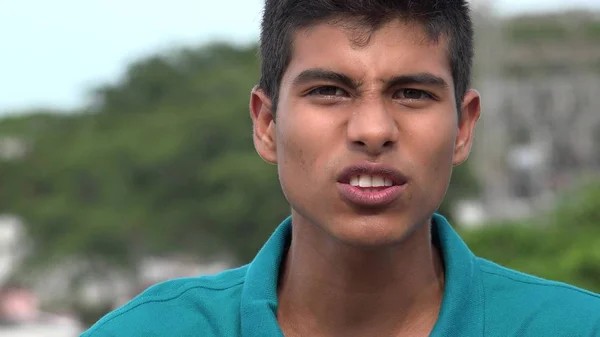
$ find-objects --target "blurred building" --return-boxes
[466,10,600,223]
[0,217,82,335]
[0,137,27,161]
[0,283,82,337]
[0,284,39,323]
[0,216,25,286]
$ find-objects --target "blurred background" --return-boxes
[1,0,600,335]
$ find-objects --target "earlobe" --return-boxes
[453,89,481,166]
[249,87,278,164]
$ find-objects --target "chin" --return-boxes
[326,212,422,249]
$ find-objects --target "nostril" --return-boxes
[351,139,395,152]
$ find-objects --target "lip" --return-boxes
[336,163,408,208]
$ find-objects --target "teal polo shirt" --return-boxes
[81,214,600,336]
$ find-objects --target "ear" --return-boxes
[453,89,481,166]
[249,86,277,164]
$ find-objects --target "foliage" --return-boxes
[584,21,600,40]
[502,12,600,44]
[461,179,600,293]
[0,43,289,274]
[505,21,568,43]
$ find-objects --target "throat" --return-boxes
[276,226,445,337]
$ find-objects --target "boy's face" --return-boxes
[251,19,480,247]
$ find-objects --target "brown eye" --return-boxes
[404,89,423,99]
[308,86,348,97]
[394,89,432,100]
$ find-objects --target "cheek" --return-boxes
[408,120,457,189]
[275,109,343,208]
[276,108,337,176]
[275,120,318,196]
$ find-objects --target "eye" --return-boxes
[394,89,433,100]
[307,86,349,97]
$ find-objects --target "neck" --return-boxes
[277,213,445,337]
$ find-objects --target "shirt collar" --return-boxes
[429,213,484,336]
[240,214,484,337]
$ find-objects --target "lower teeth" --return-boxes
[362,187,385,192]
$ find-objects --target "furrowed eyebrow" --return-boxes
[292,68,361,89]
[384,73,449,91]
[291,69,448,92]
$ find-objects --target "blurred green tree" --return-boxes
[461,178,600,293]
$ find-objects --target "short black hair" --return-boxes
[258,0,474,115]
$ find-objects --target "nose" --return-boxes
[346,100,399,155]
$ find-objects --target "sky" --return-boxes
[1,0,599,115]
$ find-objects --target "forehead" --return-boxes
[283,19,452,87]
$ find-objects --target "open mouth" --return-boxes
[336,163,409,207]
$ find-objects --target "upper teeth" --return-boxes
[350,175,393,187]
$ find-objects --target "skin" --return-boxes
[250,19,481,337]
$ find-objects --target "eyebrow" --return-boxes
[291,68,448,91]
[292,68,362,89]
[384,73,449,91]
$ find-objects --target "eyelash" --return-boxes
[306,86,349,98]
[394,89,435,100]
[306,86,435,100]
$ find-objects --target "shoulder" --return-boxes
[477,258,600,336]
[81,265,248,337]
